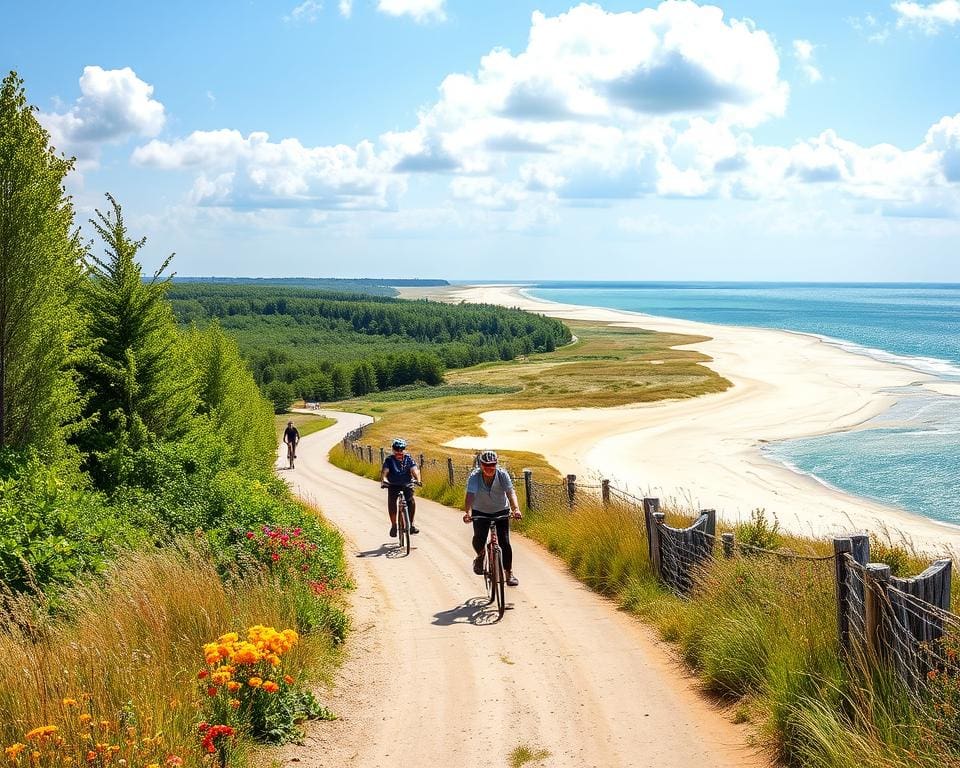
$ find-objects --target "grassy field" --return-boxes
[275,412,336,442]
[330,319,729,479]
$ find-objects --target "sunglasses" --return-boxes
[480,461,497,467]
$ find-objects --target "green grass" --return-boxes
[275,412,336,442]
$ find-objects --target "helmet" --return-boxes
[391,438,407,450]
[478,450,498,465]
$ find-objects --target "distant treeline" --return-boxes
[168,285,571,408]
[172,276,449,295]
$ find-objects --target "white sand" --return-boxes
[400,284,960,554]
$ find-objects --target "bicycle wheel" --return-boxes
[493,546,506,619]
[397,498,410,555]
[483,543,494,602]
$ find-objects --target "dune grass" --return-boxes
[0,541,346,767]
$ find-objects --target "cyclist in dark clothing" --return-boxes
[381,437,422,537]
[283,421,300,468]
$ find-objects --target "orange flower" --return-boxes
[262,681,279,694]
[62,698,78,707]
[25,725,58,740]
[248,677,262,688]
[230,699,241,709]
[227,681,241,692]
[283,675,294,685]
[79,714,92,725]
[4,744,26,760]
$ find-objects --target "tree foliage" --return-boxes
[0,71,86,455]
[76,194,197,475]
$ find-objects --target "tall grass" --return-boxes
[0,542,344,765]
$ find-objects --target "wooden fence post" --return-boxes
[651,512,665,581]
[833,537,853,655]
[379,447,385,464]
[366,445,373,463]
[722,533,734,559]
[865,563,892,663]
[419,453,425,473]
[523,469,534,511]
[566,474,576,508]
[850,533,870,565]
[642,497,660,560]
[601,479,610,505]
[703,508,716,545]
[447,457,455,486]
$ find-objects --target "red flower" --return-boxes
[245,531,255,539]
[271,553,280,562]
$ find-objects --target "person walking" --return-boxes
[463,450,522,586]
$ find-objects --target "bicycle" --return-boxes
[474,511,515,620]
[382,481,420,556]
[286,441,297,470]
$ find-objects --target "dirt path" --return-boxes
[277,412,767,768]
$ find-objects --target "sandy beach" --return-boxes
[400,284,960,554]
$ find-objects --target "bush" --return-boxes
[0,458,138,593]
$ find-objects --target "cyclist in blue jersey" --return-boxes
[381,438,422,538]
[463,450,522,586]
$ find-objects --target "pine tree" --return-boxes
[0,71,86,456]
[77,193,197,464]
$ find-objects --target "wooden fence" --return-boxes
[339,430,959,693]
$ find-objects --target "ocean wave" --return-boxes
[810,334,960,380]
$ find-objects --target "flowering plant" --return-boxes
[199,625,332,743]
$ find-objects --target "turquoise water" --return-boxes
[527,282,960,525]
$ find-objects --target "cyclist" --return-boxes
[462,450,522,587]
[381,438,422,538]
[283,420,300,468]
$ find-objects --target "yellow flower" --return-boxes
[226,682,240,692]
[229,699,240,710]
[4,743,26,759]
[62,698,78,708]
[78,714,92,725]
[248,677,262,688]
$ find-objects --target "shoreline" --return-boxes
[399,283,960,554]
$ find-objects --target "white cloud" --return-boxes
[40,66,165,163]
[377,0,446,23]
[339,0,353,18]
[893,0,960,32]
[284,0,323,23]
[124,3,960,226]
[133,131,404,211]
[792,39,822,83]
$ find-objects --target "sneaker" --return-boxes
[506,573,519,587]
[409,525,420,534]
[389,525,397,538]
[472,556,484,575]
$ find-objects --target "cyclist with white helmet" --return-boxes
[462,450,522,586]
[381,438,422,538]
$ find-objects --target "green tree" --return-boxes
[0,71,87,457]
[77,194,197,469]
[183,322,276,471]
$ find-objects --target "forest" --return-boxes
[168,284,572,410]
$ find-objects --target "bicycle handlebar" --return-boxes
[381,481,421,489]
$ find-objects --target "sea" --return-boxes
[524,282,960,526]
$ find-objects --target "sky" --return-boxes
[3,0,960,281]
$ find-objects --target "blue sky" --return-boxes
[3,0,960,280]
